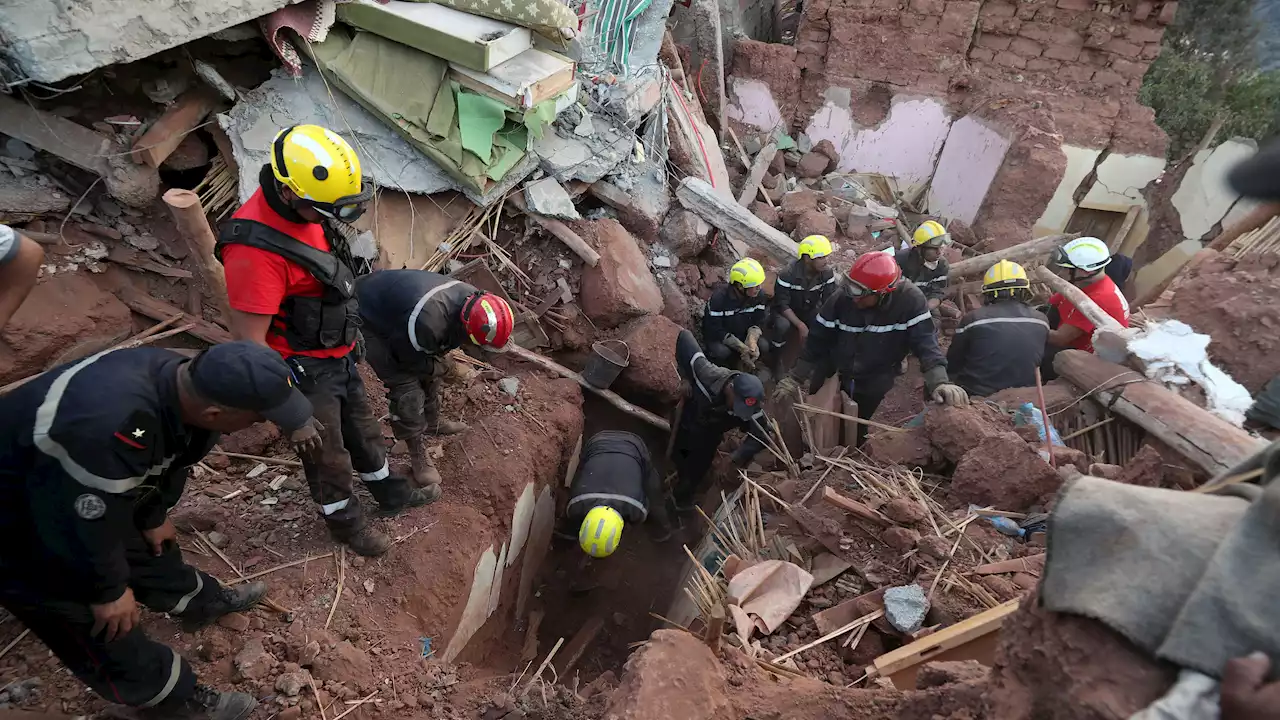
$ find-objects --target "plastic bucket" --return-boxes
[582,340,630,389]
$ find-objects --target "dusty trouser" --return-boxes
[0,535,226,711]
[362,331,448,439]
[290,354,412,540]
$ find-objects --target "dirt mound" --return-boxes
[865,426,942,470]
[924,404,1015,464]
[576,218,663,329]
[987,598,1176,720]
[1170,252,1280,395]
[603,630,730,720]
[615,314,683,407]
[0,273,133,383]
[950,431,1062,511]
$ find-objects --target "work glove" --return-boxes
[723,334,756,370]
[744,326,764,362]
[772,375,801,404]
[290,417,326,459]
[931,383,970,407]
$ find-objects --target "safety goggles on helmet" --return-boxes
[302,186,374,222]
[917,234,951,249]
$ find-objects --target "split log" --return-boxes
[1053,349,1268,476]
[507,345,669,432]
[131,89,219,168]
[164,188,233,321]
[1033,265,1130,361]
[508,194,600,267]
[677,177,799,262]
[821,486,891,526]
[736,143,778,208]
[948,233,1077,280]
[120,289,233,345]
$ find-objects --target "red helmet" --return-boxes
[846,252,902,295]
[462,292,515,349]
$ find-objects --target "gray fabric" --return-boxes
[1043,442,1280,677]
[0,224,15,263]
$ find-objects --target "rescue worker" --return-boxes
[773,234,838,349]
[355,269,515,489]
[947,260,1049,397]
[219,124,432,558]
[0,223,43,330]
[703,258,789,376]
[560,431,672,557]
[774,252,969,448]
[896,220,951,315]
[0,342,311,720]
[1041,237,1131,379]
[672,329,770,510]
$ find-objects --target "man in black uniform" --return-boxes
[672,329,770,509]
[775,252,969,448]
[0,342,311,720]
[773,234,837,352]
[703,257,789,376]
[356,269,515,490]
[948,260,1049,397]
[896,221,952,320]
[559,431,671,556]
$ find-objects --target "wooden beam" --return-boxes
[1033,265,1128,359]
[1109,204,1142,254]
[677,177,799,262]
[508,194,600,267]
[163,188,231,319]
[948,233,1077,280]
[0,92,111,174]
[1052,350,1268,476]
[870,599,1020,689]
[736,143,777,208]
[821,486,892,526]
[131,89,219,168]
[120,289,233,345]
[507,344,669,432]
[553,615,604,677]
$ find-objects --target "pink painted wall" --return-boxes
[805,97,951,194]
[928,115,1012,225]
[727,78,786,132]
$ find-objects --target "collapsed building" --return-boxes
[0,0,1277,718]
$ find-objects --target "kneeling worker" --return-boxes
[564,431,672,557]
[773,234,838,349]
[775,252,969,448]
[704,258,789,375]
[356,269,515,490]
[1041,237,1130,379]
[947,261,1049,397]
[672,329,771,509]
[0,342,312,720]
[896,220,951,314]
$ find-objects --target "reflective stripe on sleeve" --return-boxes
[407,280,463,352]
[954,316,1050,335]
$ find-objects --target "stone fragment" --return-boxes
[883,584,930,634]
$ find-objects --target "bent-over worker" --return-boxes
[0,342,310,720]
[356,269,515,490]
[220,124,433,557]
[672,329,770,510]
[773,234,838,351]
[703,257,789,376]
[775,252,969,448]
[0,223,43,330]
[895,220,951,314]
[561,431,672,558]
[1041,236,1130,379]
[947,260,1049,397]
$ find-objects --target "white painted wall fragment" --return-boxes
[1036,145,1103,234]
[928,115,1012,225]
[1083,154,1165,209]
[445,546,499,661]
[508,484,535,567]
[727,79,785,132]
[805,96,952,196]
[1171,139,1258,241]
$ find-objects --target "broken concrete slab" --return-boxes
[0,0,293,83]
[524,177,580,220]
[221,66,535,207]
[0,172,71,215]
[884,584,930,634]
[535,115,634,184]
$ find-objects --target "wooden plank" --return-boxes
[107,247,194,279]
[120,289,233,345]
[508,194,600,267]
[0,92,111,174]
[972,554,1045,576]
[822,487,892,526]
[870,598,1021,689]
[1053,350,1268,476]
[841,391,860,449]
[554,615,604,677]
[676,177,799,262]
[948,233,1077,280]
[131,89,219,168]
[1109,204,1142,253]
[736,143,778,208]
[563,434,583,488]
[813,587,884,635]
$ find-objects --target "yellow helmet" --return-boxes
[912,220,950,248]
[579,506,624,558]
[729,258,766,288]
[982,260,1031,298]
[797,235,833,259]
[270,124,372,221]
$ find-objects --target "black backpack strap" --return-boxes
[216,219,355,299]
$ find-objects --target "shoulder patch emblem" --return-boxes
[74,494,107,520]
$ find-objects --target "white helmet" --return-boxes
[1053,237,1111,273]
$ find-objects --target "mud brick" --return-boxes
[916,72,952,92]
[1157,1,1177,24]
[1056,0,1093,9]
[980,16,1022,33]
[1059,63,1095,82]
[1109,57,1147,78]
[918,15,941,31]
[1025,57,1061,72]
[1017,21,1057,43]
[969,47,997,62]
[1016,3,1038,19]
[994,51,1028,68]
[1125,24,1164,43]
[940,1,981,34]
[979,0,1016,17]
[1133,1,1153,19]
[1084,28,1112,48]
[1141,42,1162,59]
[1096,97,1122,117]
[908,0,945,14]
[1080,48,1110,66]
[874,0,904,9]
[1044,43,1082,61]
[1104,38,1143,58]
[976,32,1013,50]
[900,11,928,26]
[1092,69,1124,86]
[1010,37,1044,57]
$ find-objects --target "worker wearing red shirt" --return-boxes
[218,125,435,557]
[1041,236,1130,380]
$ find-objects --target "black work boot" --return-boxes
[143,684,256,720]
[342,525,392,557]
[368,475,441,516]
[180,582,268,632]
